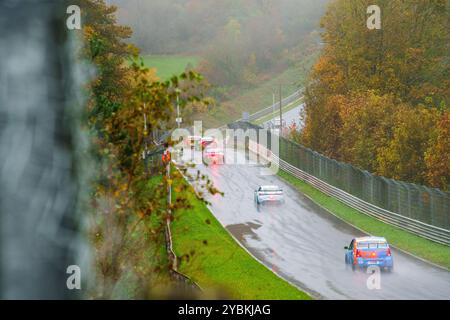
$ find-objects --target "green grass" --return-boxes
[198,51,318,128]
[278,170,450,270]
[112,175,172,299]
[137,55,200,81]
[171,177,311,300]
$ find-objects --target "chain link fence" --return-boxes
[278,137,450,231]
[229,121,450,245]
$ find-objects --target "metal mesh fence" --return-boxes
[230,121,450,234]
[279,136,450,230]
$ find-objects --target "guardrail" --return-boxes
[216,89,304,131]
[231,122,450,246]
[273,154,450,246]
[240,89,304,122]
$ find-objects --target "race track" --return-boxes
[262,103,304,129]
[180,147,450,300]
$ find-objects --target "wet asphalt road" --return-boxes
[180,148,450,300]
[263,103,304,129]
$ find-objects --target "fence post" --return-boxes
[230,120,450,244]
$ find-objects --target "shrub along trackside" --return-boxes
[170,177,311,300]
[278,170,450,270]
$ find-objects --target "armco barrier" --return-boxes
[217,89,304,131]
[232,122,450,246]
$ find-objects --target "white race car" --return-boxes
[254,185,284,205]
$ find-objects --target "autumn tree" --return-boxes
[425,111,450,190]
[338,92,398,172]
[79,0,138,125]
[301,0,449,189]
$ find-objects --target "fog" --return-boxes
[109,0,329,54]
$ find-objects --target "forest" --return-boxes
[111,0,328,96]
[295,0,449,190]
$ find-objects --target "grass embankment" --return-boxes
[278,170,450,270]
[171,176,311,300]
[113,175,172,298]
[137,55,200,81]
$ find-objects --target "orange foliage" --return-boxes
[425,112,450,190]
[300,0,449,189]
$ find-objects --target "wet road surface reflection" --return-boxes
[178,148,450,299]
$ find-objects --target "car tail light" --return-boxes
[387,248,391,256]
[355,249,361,258]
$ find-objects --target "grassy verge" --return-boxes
[136,55,200,81]
[171,176,311,300]
[278,170,450,269]
[113,175,172,298]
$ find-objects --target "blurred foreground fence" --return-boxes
[229,121,450,246]
[0,0,87,298]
